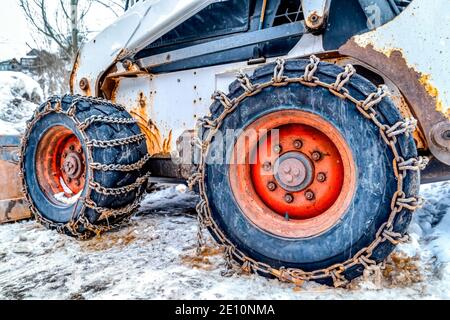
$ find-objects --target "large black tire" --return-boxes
[201,59,420,285]
[20,95,149,239]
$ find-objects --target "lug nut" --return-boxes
[284,193,294,204]
[263,161,272,171]
[310,14,319,23]
[69,145,75,151]
[75,180,81,187]
[267,182,277,191]
[312,151,322,161]
[293,140,303,149]
[122,59,133,70]
[317,172,327,183]
[273,145,282,154]
[305,190,315,201]
[67,177,72,183]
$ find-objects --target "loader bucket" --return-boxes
[0,135,31,224]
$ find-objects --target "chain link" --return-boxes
[332,64,356,92]
[90,153,151,172]
[398,156,430,172]
[303,55,320,82]
[90,172,151,196]
[189,56,429,287]
[87,133,146,148]
[78,115,137,131]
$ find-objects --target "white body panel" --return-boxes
[114,61,261,150]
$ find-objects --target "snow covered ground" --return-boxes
[0,182,448,300]
[0,72,42,135]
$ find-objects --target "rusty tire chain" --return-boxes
[19,94,151,239]
[188,56,429,287]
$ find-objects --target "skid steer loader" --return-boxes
[2,0,450,286]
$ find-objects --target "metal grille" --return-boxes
[273,0,304,26]
[394,0,413,11]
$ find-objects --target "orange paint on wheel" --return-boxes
[229,110,356,238]
[35,126,86,205]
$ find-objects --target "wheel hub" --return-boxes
[62,152,83,179]
[229,110,356,238]
[35,126,86,205]
[274,152,313,192]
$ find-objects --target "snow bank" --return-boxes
[0,71,42,135]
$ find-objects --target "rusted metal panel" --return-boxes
[322,55,427,150]
[340,0,450,164]
[0,135,31,224]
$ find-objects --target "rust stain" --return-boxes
[0,145,31,223]
[69,54,80,95]
[0,198,31,224]
[340,40,450,163]
[419,74,447,117]
[181,246,222,271]
[381,253,422,287]
[305,10,324,29]
[130,92,172,156]
[80,229,140,252]
[344,41,449,119]
[390,93,426,149]
[323,54,427,148]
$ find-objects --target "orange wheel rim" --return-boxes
[229,110,357,238]
[36,126,86,205]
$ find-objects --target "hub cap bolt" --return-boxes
[273,145,282,154]
[312,151,322,161]
[263,161,272,171]
[284,193,294,203]
[305,190,315,201]
[79,78,89,91]
[310,14,319,23]
[293,140,303,149]
[317,172,327,183]
[267,182,277,191]
[69,145,75,151]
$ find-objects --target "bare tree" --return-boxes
[18,0,125,61]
